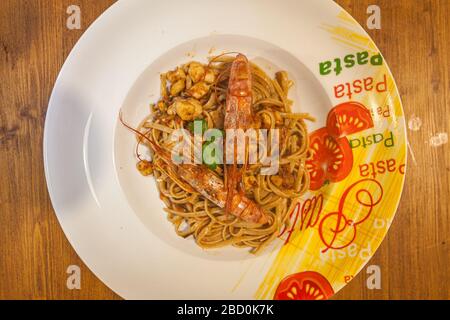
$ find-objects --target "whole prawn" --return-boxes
[120,114,268,224]
[223,54,255,216]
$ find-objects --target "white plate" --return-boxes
[44,0,405,299]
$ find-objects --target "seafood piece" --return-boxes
[188,62,206,83]
[167,67,186,83]
[187,81,211,99]
[136,160,153,176]
[170,79,186,96]
[168,98,202,121]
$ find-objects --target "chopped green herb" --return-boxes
[202,137,222,170]
[187,119,208,135]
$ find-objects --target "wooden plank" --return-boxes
[0,0,120,300]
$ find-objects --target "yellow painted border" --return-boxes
[255,9,407,300]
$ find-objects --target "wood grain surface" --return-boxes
[0,0,448,300]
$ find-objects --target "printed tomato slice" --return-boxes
[327,101,374,138]
[306,128,353,190]
[274,271,334,300]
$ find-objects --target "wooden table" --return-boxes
[0,0,448,300]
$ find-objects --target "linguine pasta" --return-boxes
[129,54,313,253]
